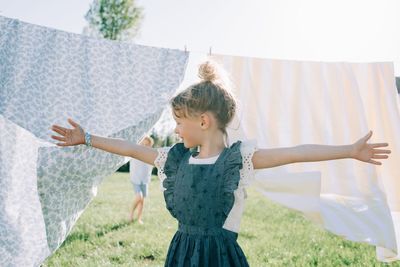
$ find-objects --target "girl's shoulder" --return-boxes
[218,139,258,169]
[237,139,258,187]
[239,139,258,156]
[229,139,258,156]
[154,143,188,171]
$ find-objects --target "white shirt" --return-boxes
[130,158,153,184]
[189,153,220,164]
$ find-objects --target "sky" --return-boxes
[1,0,399,75]
[1,0,399,136]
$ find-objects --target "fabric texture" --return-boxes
[213,54,400,262]
[161,142,249,267]
[0,16,188,267]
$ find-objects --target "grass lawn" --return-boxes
[42,172,396,267]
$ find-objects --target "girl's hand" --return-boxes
[51,118,85,146]
[351,131,391,165]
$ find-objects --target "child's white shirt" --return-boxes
[154,140,258,233]
[129,158,153,184]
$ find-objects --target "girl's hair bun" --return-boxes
[198,61,219,82]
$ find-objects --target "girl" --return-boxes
[128,136,154,224]
[50,61,391,267]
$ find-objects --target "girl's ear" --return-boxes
[200,113,211,129]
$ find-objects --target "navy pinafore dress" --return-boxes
[162,141,249,267]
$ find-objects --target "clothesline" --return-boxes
[1,15,399,266]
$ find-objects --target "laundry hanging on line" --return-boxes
[0,15,189,267]
[213,54,400,263]
[1,14,399,266]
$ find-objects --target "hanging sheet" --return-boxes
[215,54,400,262]
[0,16,188,267]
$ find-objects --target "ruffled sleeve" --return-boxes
[223,140,258,232]
[161,143,189,218]
[221,141,243,218]
[239,139,258,188]
[154,146,172,187]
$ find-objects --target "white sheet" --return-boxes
[215,55,400,262]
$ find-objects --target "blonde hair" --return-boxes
[170,61,236,137]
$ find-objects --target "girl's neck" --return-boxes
[197,135,226,159]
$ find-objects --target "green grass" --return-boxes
[42,173,398,267]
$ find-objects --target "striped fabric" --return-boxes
[215,54,400,262]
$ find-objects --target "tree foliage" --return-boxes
[84,0,143,41]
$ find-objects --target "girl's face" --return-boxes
[173,112,203,148]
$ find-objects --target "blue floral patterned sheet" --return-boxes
[0,16,188,267]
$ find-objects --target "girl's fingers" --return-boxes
[52,124,68,131]
[363,131,373,142]
[51,135,66,142]
[56,143,68,147]
[51,127,66,136]
[373,149,391,154]
[372,154,389,159]
[368,159,381,165]
[52,128,65,136]
[52,125,67,134]
[68,118,79,128]
[371,143,388,148]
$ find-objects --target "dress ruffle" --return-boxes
[221,141,243,218]
[163,143,189,218]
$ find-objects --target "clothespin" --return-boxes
[208,46,212,56]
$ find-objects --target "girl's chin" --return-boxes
[182,141,196,149]
[182,142,191,148]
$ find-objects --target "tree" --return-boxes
[83,0,143,41]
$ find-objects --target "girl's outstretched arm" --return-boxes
[50,118,158,165]
[252,131,391,169]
